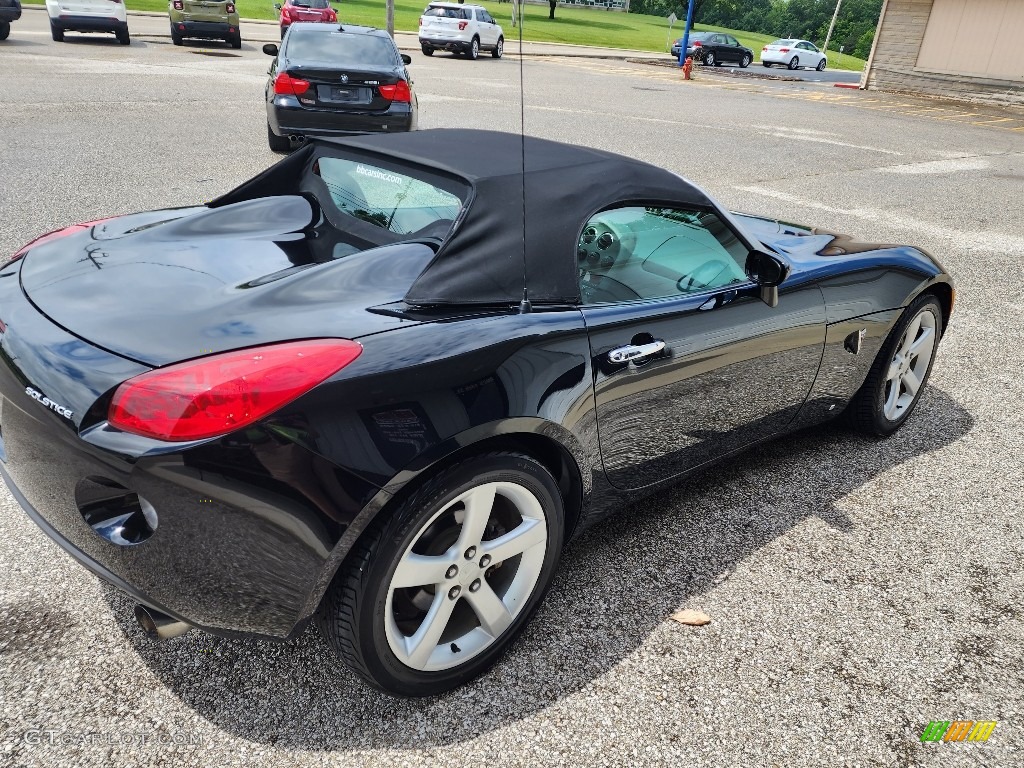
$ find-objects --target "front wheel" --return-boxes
[703,52,715,66]
[468,36,479,60]
[492,36,503,59]
[847,294,944,436]
[740,54,751,68]
[816,58,826,71]
[319,452,565,696]
[171,26,183,45]
[788,56,800,70]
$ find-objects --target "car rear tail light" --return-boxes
[692,41,702,47]
[378,80,411,103]
[762,46,768,51]
[458,20,467,30]
[173,0,182,8]
[226,2,235,12]
[274,72,310,95]
[779,48,790,53]
[4,218,113,269]
[108,340,362,442]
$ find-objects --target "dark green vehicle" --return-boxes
[169,0,241,48]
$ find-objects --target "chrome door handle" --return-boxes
[607,340,666,364]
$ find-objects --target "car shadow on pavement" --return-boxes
[105,385,972,750]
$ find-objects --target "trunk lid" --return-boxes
[289,66,399,111]
[181,0,228,22]
[17,196,434,367]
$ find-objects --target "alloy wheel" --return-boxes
[883,308,937,421]
[384,481,548,672]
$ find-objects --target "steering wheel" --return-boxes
[676,259,729,293]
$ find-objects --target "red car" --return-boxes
[275,0,336,39]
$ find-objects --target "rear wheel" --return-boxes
[847,294,943,436]
[788,56,800,70]
[740,54,751,68]
[763,61,772,67]
[492,36,503,58]
[421,44,433,56]
[0,21,10,41]
[50,21,64,42]
[117,28,130,45]
[228,32,241,49]
[816,58,826,71]
[319,452,565,696]
[267,122,290,152]
[703,51,715,66]
[468,36,479,60]
[170,26,183,45]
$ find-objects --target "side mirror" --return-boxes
[745,250,790,308]
[401,53,412,65]
[263,43,279,56]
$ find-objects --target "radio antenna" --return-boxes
[516,0,531,314]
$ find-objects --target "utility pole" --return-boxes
[386,0,394,37]
[822,0,843,53]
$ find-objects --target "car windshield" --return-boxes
[313,157,466,237]
[771,39,796,46]
[291,0,330,7]
[424,6,468,18]
[286,31,398,66]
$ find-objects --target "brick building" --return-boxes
[861,0,1024,103]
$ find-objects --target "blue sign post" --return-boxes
[677,0,697,67]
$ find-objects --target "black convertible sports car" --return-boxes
[0,130,953,696]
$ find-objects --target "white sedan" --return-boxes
[761,39,826,71]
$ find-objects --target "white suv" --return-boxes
[419,2,503,60]
[47,0,129,44]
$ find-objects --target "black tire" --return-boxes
[50,21,64,42]
[468,36,479,60]
[740,54,751,68]
[229,32,241,49]
[762,61,772,68]
[0,21,10,41]
[817,58,826,71]
[703,52,715,66]
[421,44,433,56]
[847,294,944,437]
[117,29,130,45]
[171,26,183,45]
[788,56,799,70]
[492,36,503,58]
[280,25,287,40]
[319,452,565,696]
[267,122,290,152]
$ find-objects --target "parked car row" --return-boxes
[670,33,828,72]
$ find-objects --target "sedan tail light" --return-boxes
[378,80,411,103]
[226,2,235,12]
[762,46,768,51]
[108,340,363,442]
[173,0,182,7]
[458,20,467,30]
[779,48,790,53]
[692,41,702,47]
[274,72,310,95]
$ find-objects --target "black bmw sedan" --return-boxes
[0,130,952,697]
[264,23,417,151]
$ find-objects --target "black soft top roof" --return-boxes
[217,129,716,306]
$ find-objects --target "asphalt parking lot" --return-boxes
[2,11,1024,768]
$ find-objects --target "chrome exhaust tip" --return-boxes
[134,604,192,641]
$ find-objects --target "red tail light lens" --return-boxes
[378,80,411,103]
[779,48,790,53]
[226,2,235,12]
[762,46,768,51]
[274,72,310,95]
[173,0,182,8]
[692,41,702,47]
[108,340,362,442]
[5,218,113,269]
[458,20,467,30]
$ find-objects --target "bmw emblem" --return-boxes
[339,74,349,84]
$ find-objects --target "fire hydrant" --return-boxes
[682,56,694,80]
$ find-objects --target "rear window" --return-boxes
[286,30,399,67]
[314,157,465,237]
[771,39,796,46]
[291,0,331,6]
[424,6,468,18]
